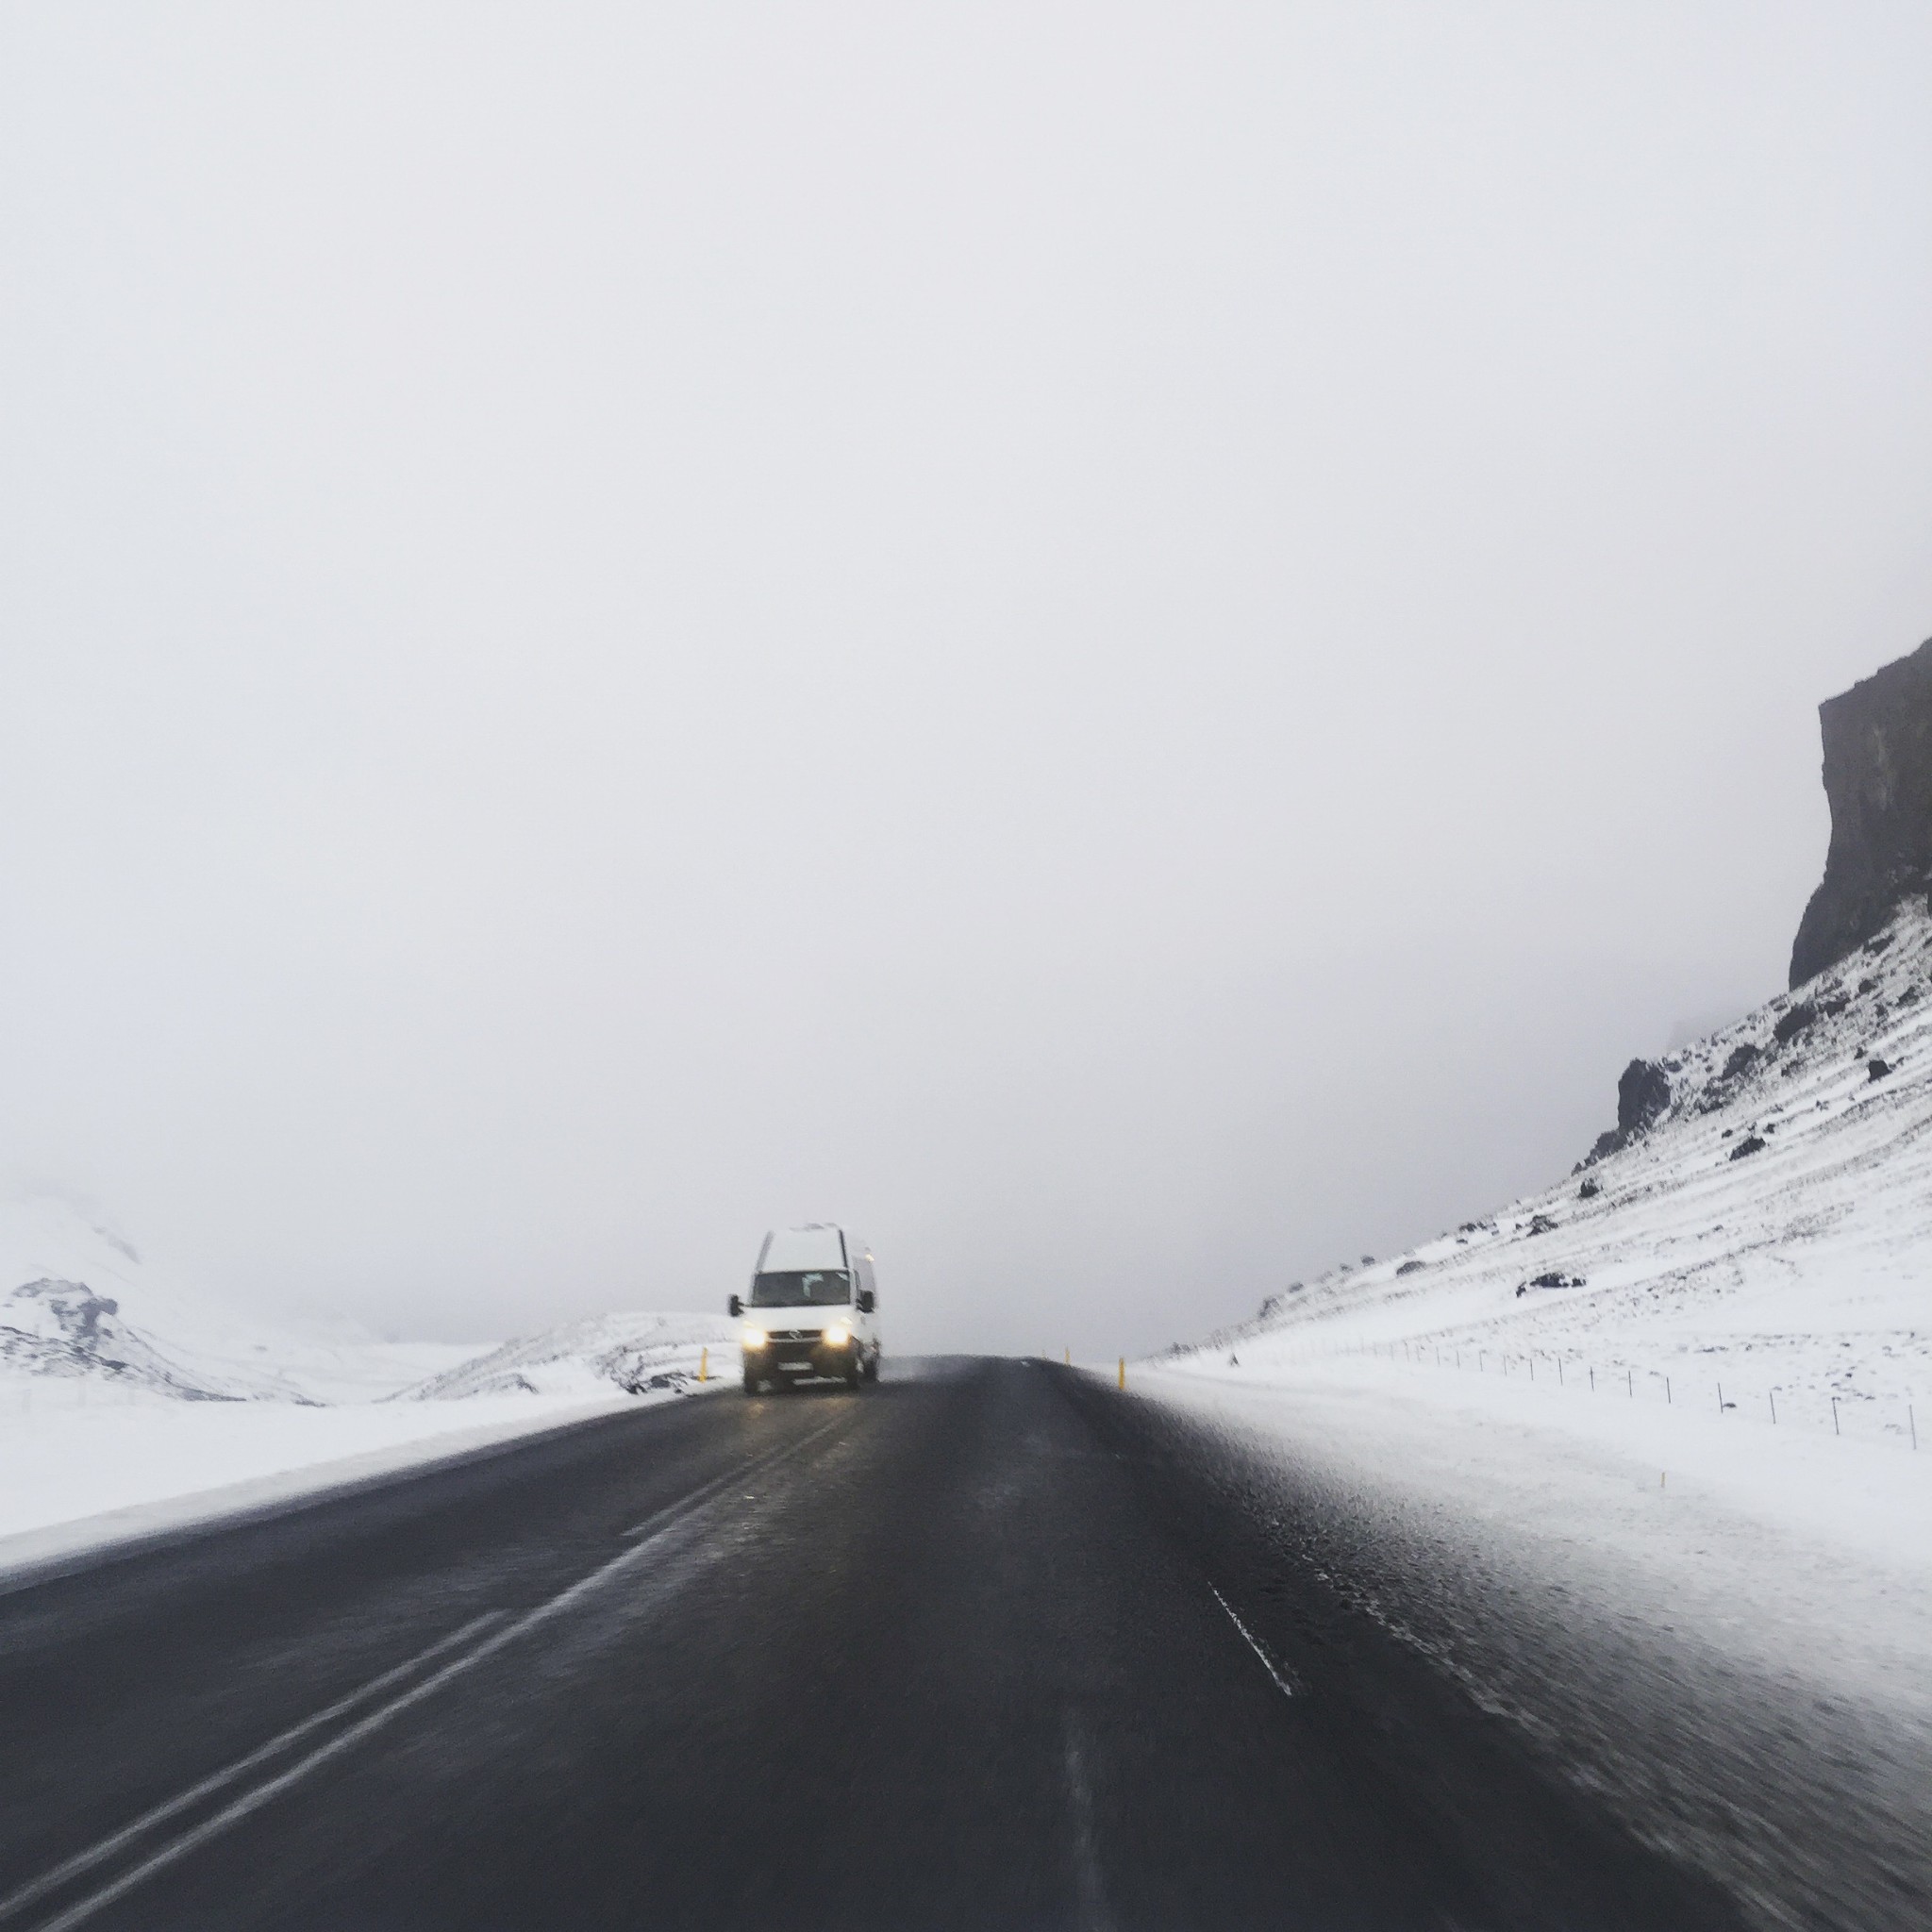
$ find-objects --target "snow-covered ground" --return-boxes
[1135,1359,1932,1931]
[0,1189,741,1575]
[1171,898,1932,1448]
[1147,900,1932,1682]
[1141,1357,1931,1694]
[403,1309,738,1402]
[1145,904,1932,1926]
[0,1191,472,1403]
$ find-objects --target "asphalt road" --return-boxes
[0,1358,1753,1931]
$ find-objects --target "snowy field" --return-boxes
[1172,901,1932,1450]
[1136,1359,1932,1930]
[0,1339,737,1586]
[1143,901,1932,1709]
[0,1188,742,1578]
[0,1384,653,1579]
[1141,1357,1931,1699]
[1144,906,1932,1925]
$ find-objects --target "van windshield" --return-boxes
[749,1269,851,1307]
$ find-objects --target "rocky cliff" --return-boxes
[1790,637,1932,989]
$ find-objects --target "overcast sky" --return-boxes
[5,3,1931,1357]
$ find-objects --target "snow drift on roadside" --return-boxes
[400,1310,741,1401]
[1136,1359,1932,1932]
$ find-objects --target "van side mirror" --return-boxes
[727,1294,742,1318]
[857,1289,874,1314]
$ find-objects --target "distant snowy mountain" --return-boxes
[0,1193,473,1404]
[1176,900,1932,1436]
[400,1310,740,1402]
[0,1191,738,1412]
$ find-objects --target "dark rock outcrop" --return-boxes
[1618,1058,1672,1134]
[1790,637,1932,987]
[1774,1000,1817,1045]
[1582,1057,1675,1167]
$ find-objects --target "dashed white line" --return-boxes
[1210,1585,1299,1699]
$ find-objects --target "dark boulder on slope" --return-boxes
[1774,1000,1818,1045]
[1581,1056,1673,1166]
[1618,1058,1672,1134]
[1790,637,1932,988]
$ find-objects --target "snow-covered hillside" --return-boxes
[403,1311,740,1401]
[1173,901,1932,1442]
[0,1192,742,1567]
[0,1192,471,1404]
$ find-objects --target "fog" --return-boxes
[5,4,1931,1357]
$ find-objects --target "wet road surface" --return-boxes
[0,1358,1751,1930]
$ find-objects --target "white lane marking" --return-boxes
[21,1416,854,1932]
[1061,1711,1115,1932]
[1210,1585,1298,1699]
[0,1614,502,1929]
[621,1415,844,1538]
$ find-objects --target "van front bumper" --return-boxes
[744,1329,852,1379]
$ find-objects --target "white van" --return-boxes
[728,1224,882,1393]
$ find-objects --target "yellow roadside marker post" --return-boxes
[699,1347,708,1383]
[1064,1347,1070,1365]
[1118,1357,1125,1391]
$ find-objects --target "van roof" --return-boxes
[757,1224,849,1274]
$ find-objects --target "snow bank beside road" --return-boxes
[0,1299,741,1584]
[1142,1358,1932,1695]
[0,1370,730,1588]
[1136,1360,1932,1931]
[404,1310,739,1401]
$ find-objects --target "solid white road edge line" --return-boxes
[21,1413,856,1932]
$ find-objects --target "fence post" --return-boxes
[1627,1369,1633,1398]
[1665,1375,1671,1406]
[1831,1396,1840,1437]
[1770,1391,1777,1424]
[1716,1382,1723,1416]
[1911,1405,1917,1451]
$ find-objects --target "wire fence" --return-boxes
[1306,1335,1924,1454]
[0,1375,182,1418]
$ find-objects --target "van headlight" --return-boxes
[741,1325,769,1349]
[821,1322,849,1348]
